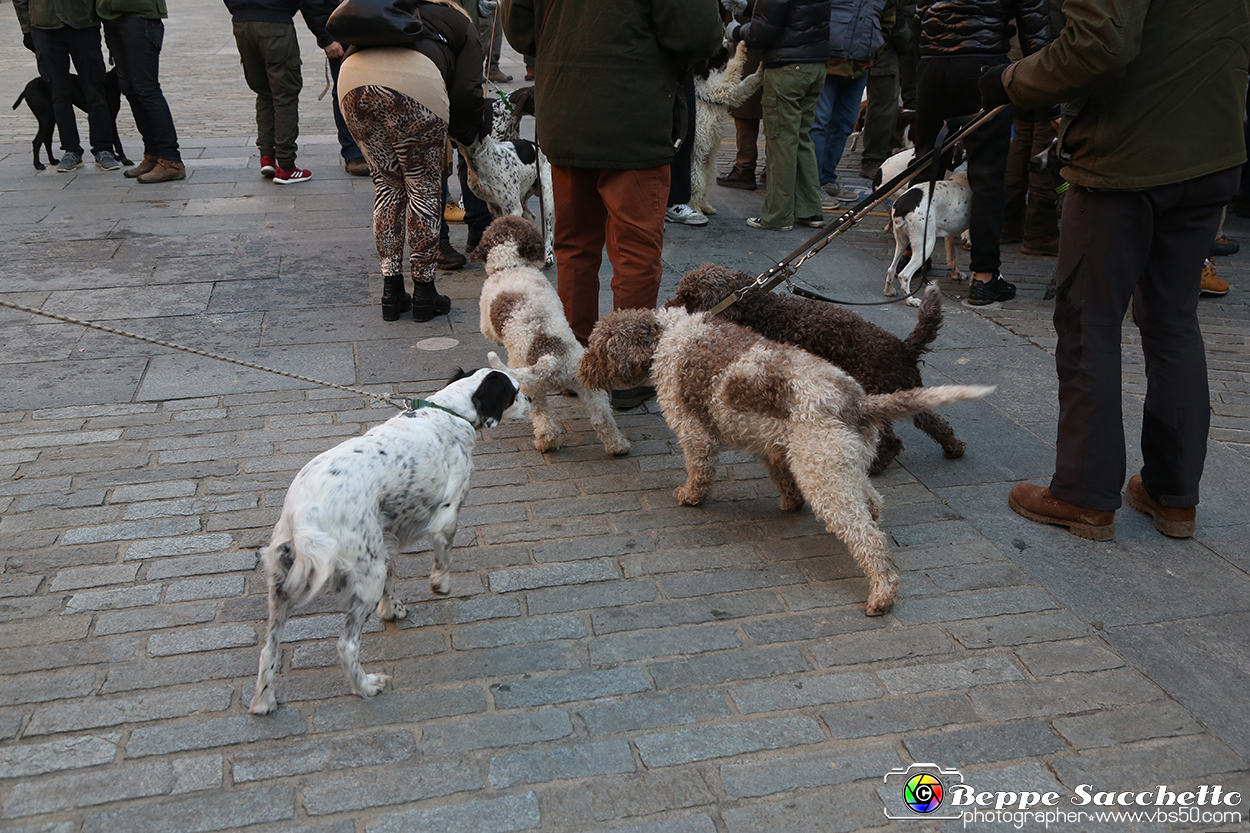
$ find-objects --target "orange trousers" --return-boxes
[551,164,670,344]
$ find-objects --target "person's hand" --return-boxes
[23,31,35,52]
[323,41,344,59]
[977,64,1011,110]
[478,0,497,17]
[721,0,748,14]
[726,20,745,44]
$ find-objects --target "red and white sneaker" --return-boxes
[260,156,277,178]
[273,165,312,185]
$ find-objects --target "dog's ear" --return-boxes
[471,370,520,429]
[578,310,662,391]
[447,367,472,384]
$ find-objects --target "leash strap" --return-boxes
[708,104,1007,314]
[403,398,473,423]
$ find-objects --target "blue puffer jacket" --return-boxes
[829,0,888,61]
[744,0,832,68]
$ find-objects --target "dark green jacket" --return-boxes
[14,0,98,31]
[96,0,167,20]
[1003,0,1249,190]
[502,0,723,169]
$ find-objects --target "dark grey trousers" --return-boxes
[1050,167,1238,510]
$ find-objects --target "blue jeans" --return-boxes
[810,73,868,187]
[102,15,179,161]
[31,25,111,156]
[327,53,362,162]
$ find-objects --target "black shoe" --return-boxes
[795,215,825,228]
[968,273,1017,306]
[466,234,482,255]
[437,241,466,270]
[412,281,451,322]
[1211,236,1240,257]
[380,273,411,321]
[610,385,655,410]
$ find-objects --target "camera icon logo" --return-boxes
[882,763,964,820]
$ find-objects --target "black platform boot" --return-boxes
[380,273,411,321]
[412,280,451,322]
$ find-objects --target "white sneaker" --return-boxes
[665,204,709,226]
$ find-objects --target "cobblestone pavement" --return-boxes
[1,3,1248,832]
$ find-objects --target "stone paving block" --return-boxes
[80,783,295,833]
[0,614,91,648]
[145,550,258,579]
[14,488,108,512]
[0,732,119,778]
[741,608,888,644]
[49,562,140,591]
[946,610,1090,649]
[100,649,258,694]
[1048,735,1247,793]
[728,671,883,714]
[232,728,418,782]
[491,667,651,709]
[127,708,306,757]
[453,613,587,650]
[123,533,236,560]
[925,563,1032,593]
[532,533,655,564]
[398,593,522,628]
[0,575,42,598]
[61,517,203,545]
[110,480,198,503]
[488,738,636,788]
[302,758,482,815]
[1015,637,1125,677]
[290,626,441,669]
[148,624,258,656]
[719,743,902,798]
[394,642,584,687]
[592,818,717,833]
[635,715,827,767]
[123,494,257,521]
[591,590,784,635]
[810,624,949,671]
[422,709,572,755]
[893,587,1060,625]
[26,685,234,735]
[311,686,487,733]
[366,791,540,833]
[0,594,62,622]
[94,601,219,635]
[163,574,246,602]
[525,578,660,616]
[904,719,1066,767]
[282,612,385,643]
[539,771,716,828]
[62,583,163,614]
[823,692,980,740]
[0,669,99,707]
[589,623,743,665]
[0,636,138,675]
[489,559,619,593]
[1052,700,1204,750]
[2,753,222,818]
[3,506,120,534]
[969,668,1165,721]
[577,691,734,737]
[651,646,813,690]
[877,655,1025,695]
[658,563,807,598]
[722,783,885,833]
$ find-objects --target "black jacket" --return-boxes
[917,0,1050,57]
[744,0,832,68]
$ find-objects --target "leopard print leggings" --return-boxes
[341,85,447,283]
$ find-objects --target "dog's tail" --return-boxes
[862,384,995,424]
[265,509,337,609]
[12,91,26,110]
[902,284,944,361]
[487,349,557,387]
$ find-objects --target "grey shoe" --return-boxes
[57,151,84,173]
[821,181,855,203]
[94,150,121,171]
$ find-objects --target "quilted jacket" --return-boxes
[743,0,832,68]
[918,0,1050,57]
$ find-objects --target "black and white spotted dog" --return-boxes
[884,169,972,305]
[249,368,530,715]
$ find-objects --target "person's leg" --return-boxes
[328,54,363,164]
[861,49,900,172]
[1002,113,1033,242]
[116,16,180,163]
[1132,168,1236,506]
[103,19,149,155]
[1022,116,1060,253]
[258,22,302,169]
[457,153,492,246]
[552,165,609,344]
[32,29,82,155]
[953,56,1010,278]
[759,64,809,227]
[667,71,695,208]
[62,26,112,157]
[793,63,828,220]
[601,164,670,313]
[819,73,869,185]
[233,22,275,160]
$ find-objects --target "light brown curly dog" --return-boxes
[579,307,993,615]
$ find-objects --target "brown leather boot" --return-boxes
[1008,482,1115,541]
[1125,474,1195,538]
[125,154,158,179]
[138,158,186,184]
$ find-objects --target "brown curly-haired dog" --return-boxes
[476,216,630,457]
[667,264,967,474]
[579,307,993,616]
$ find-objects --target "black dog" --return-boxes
[11,68,131,171]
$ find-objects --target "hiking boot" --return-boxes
[273,165,312,184]
[665,204,708,226]
[1200,258,1229,295]
[138,158,186,183]
[345,157,370,177]
[412,280,451,322]
[610,385,656,410]
[716,164,757,191]
[746,216,791,232]
[444,201,466,223]
[1008,482,1115,541]
[125,154,158,179]
[1022,236,1059,256]
[1125,474,1195,538]
[968,273,1017,305]
[94,150,121,171]
[488,67,513,83]
[380,273,411,322]
[56,151,83,173]
[437,241,466,270]
[260,155,277,178]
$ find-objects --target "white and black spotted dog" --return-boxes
[884,169,972,305]
[489,86,535,143]
[456,109,554,267]
[249,368,530,715]
[475,215,630,457]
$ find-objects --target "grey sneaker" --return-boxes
[57,151,84,173]
[821,181,855,204]
[94,150,121,171]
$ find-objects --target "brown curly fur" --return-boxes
[470,214,546,265]
[666,264,967,473]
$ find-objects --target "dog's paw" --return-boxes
[673,485,705,506]
[942,439,967,459]
[605,439,631,457]
[883,282,898,297]
[779,494,804,512]
[534,431,562,454]
[357,673,392,698]
[249,689,278,715]
[429,569,451,596]
[865,574,900,617]
[906,294,923,307]
[378,597,407,621]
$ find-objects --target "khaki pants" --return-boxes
[233,21,302,168]
[760,62,825,228]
